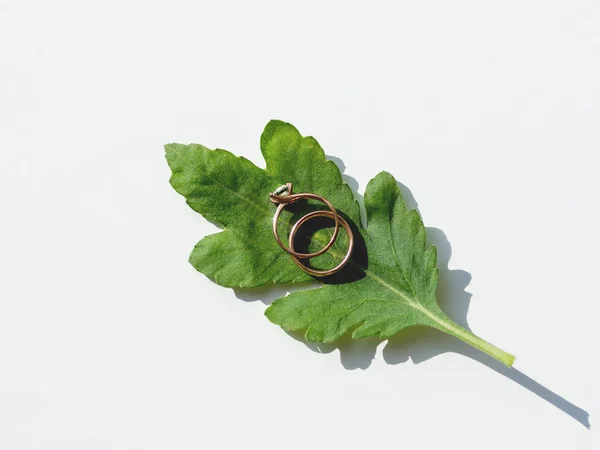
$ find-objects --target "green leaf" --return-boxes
[166,120,515,366]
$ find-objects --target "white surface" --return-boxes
[1,1,598,448]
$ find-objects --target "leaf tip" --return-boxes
[264,301,279,324]
[374,170,396,183]
[164,142,181,156]
[262,119,300,139]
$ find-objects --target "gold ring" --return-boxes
[270,183,354,277]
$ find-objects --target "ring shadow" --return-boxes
[287,211,368,285]
[234,156,590,429]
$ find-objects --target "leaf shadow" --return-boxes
[383,224,590,430]
[234,166,590,429]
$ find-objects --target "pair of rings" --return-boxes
[269,183,354,277]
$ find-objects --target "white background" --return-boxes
[1,1,599,449]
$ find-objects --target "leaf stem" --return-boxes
[437,319,515,366]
